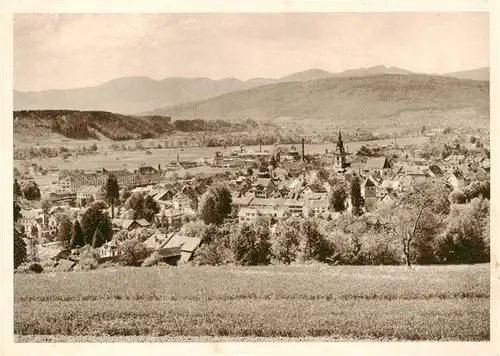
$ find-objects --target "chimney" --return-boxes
[158,164,161,171]
[259,138,262,153]
[301,138,305,161]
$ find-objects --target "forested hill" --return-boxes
[149,74,490,121]
[13,110,256,141]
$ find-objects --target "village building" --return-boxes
[448,170,466,190]
[76,185,106,206]
[363,156,392,175]
[251,177,277,198]
[112,218,151,232]
[172,192,192,212]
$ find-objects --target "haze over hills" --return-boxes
[443,67,490,82]
[149,74,489,122]
[14,65,490,114]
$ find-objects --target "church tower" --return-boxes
[333,129,347,168]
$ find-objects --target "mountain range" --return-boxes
[14,65,489,114]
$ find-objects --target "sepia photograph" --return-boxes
[9,11,493,345]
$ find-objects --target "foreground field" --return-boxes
[14,264,489,341]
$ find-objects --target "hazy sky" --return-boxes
[14,13,489,92]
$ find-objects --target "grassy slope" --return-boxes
[151,74,490,121]
[14,264,489,340]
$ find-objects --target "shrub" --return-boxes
[119,238,149,266]
[76,246,99,271]
[28,262,43,273]
[142,251,161,267]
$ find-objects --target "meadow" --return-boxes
[14,263,489,341]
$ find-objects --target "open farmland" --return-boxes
[14,264,489,341]
[14,136,429,172]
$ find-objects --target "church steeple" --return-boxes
[333,128,347,169]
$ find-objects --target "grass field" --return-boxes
[14,264,489,341]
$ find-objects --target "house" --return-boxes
[427,165,444,178]
[19,210,58,241]
[299,184,328,200]
[53,259,76,272]
[154,208,185,227]
[251,178,277,198]
[153,189,177,204]
[76,185,106,206]
[364,157,392,174]
[172,192,192,212]
[112,218,151,231]
[304,198,329,217]
[361,176,379,199]
[99,239,122,259]
[238,207,285,224]
[179,237,202,264]
[448,170,466,190]
[231,196,255,211]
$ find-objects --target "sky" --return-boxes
[14,13,489,92]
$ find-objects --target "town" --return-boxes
[13,127,490,272]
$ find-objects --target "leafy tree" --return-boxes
[436,198,489,264]
[81,201,111,245]
[119,238,148,266]
[126,193,145,219]
[70,219,85,249]
[22,180,41,200]
[14,228,27,269]
[330,187,347,213]
[106,174,120,219]
[350,175,364,216]
[199,193,219,225]
[272,219,301,264]
[14,178,22,199]
[386,180,449,267]
[198,184,232,225]
[143,195,160,222]
[231,219,272,266]
[298,218,333,263]
[56,214,73,249]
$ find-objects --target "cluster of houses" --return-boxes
[16,130,490,270]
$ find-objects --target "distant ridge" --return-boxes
[148,73,489,122]
[14,66,489,114]
[443,67,490,81]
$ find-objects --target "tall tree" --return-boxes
[143,195,160,222]
[272,219,301,264]
[92,228,106,249]
[70,219,85,249]
[106,174,120,219]
[14,178,22,199]
[199,193,219,225]
[13,201,22,223]
[14,228,27,269]
[330,187,347,213]
[350,175,364,216]
[56,214,74,249]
